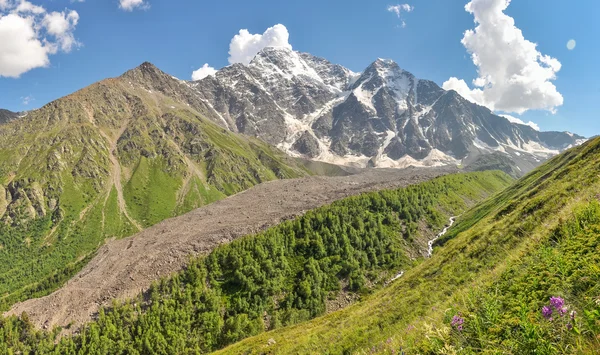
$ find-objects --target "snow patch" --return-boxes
[352,84,377,113]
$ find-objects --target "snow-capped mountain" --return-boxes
[190,47,585,172]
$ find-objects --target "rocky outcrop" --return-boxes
[0,109,19,124]
[292,131,321,158]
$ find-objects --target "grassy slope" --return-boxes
[0,74,308,309]
[217,137,600,355]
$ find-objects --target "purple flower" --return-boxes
[457,325,464,331]
[542,306,553,320]
[559,306,568,316]
[550,297,565,310]
[451,315,465,329]
[567,323,573,330]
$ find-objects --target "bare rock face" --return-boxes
[0,109,19,124]
[292,131,321,158]
[186,49,584,173]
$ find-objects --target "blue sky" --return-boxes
[0,0,598,136]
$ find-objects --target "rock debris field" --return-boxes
[7,167,457,331]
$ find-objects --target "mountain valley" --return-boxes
[0,44,596,355]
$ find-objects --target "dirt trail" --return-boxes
[101,123,143,232]
[7,167,456,330]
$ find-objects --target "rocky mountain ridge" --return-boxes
[188,47,585,173]
[0,109,19,124]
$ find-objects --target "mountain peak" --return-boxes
[350,57,412,92]
[121,61,175,88]
[374,58,396,66]
[258,46,293,54]
[128,61,166,77]
[251,46,295,64]
[138,61,160,71]
[249,47,328,84]
[366,58,405,75]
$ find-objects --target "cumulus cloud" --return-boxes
[443,77,485,105]
[0,1,80,78]
[499,114,540,131]
[387,4,413,28]
[14,0,44,14]
[191,63,217,81]
[228,24,292,65]
[442,0,563,114]
[42,10,80,52]
[119,0,148,11]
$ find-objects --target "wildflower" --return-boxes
[570,310,577,320]
[567,323,573,330]
[542,306,553,320]
[550,296,565,310]
[451,315,465,330]
[558,306,568,316]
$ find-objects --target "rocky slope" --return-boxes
[0,63,309,307]
[190,47,585,173]
[0,109,19,124]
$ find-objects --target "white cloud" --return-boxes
[0,1,80,78]
[567,39,576,51]
[228,24,292,65]
[42,10,80,52]
[442,0,563,114]
[119,0,148,11]
[191,63,217,81]
[499,114,540,131]
[442,77,485,105]
[387,4,413,17]
[0,14,48,77]
[21,95,33,105]
[387,4,413,27]
[14,0,45,15]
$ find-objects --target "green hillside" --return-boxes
[0,64,309,309]
[215,137,600,354]
[0,171,511,354]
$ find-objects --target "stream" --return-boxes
[427,216,456,258]
[387,216,457,285]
